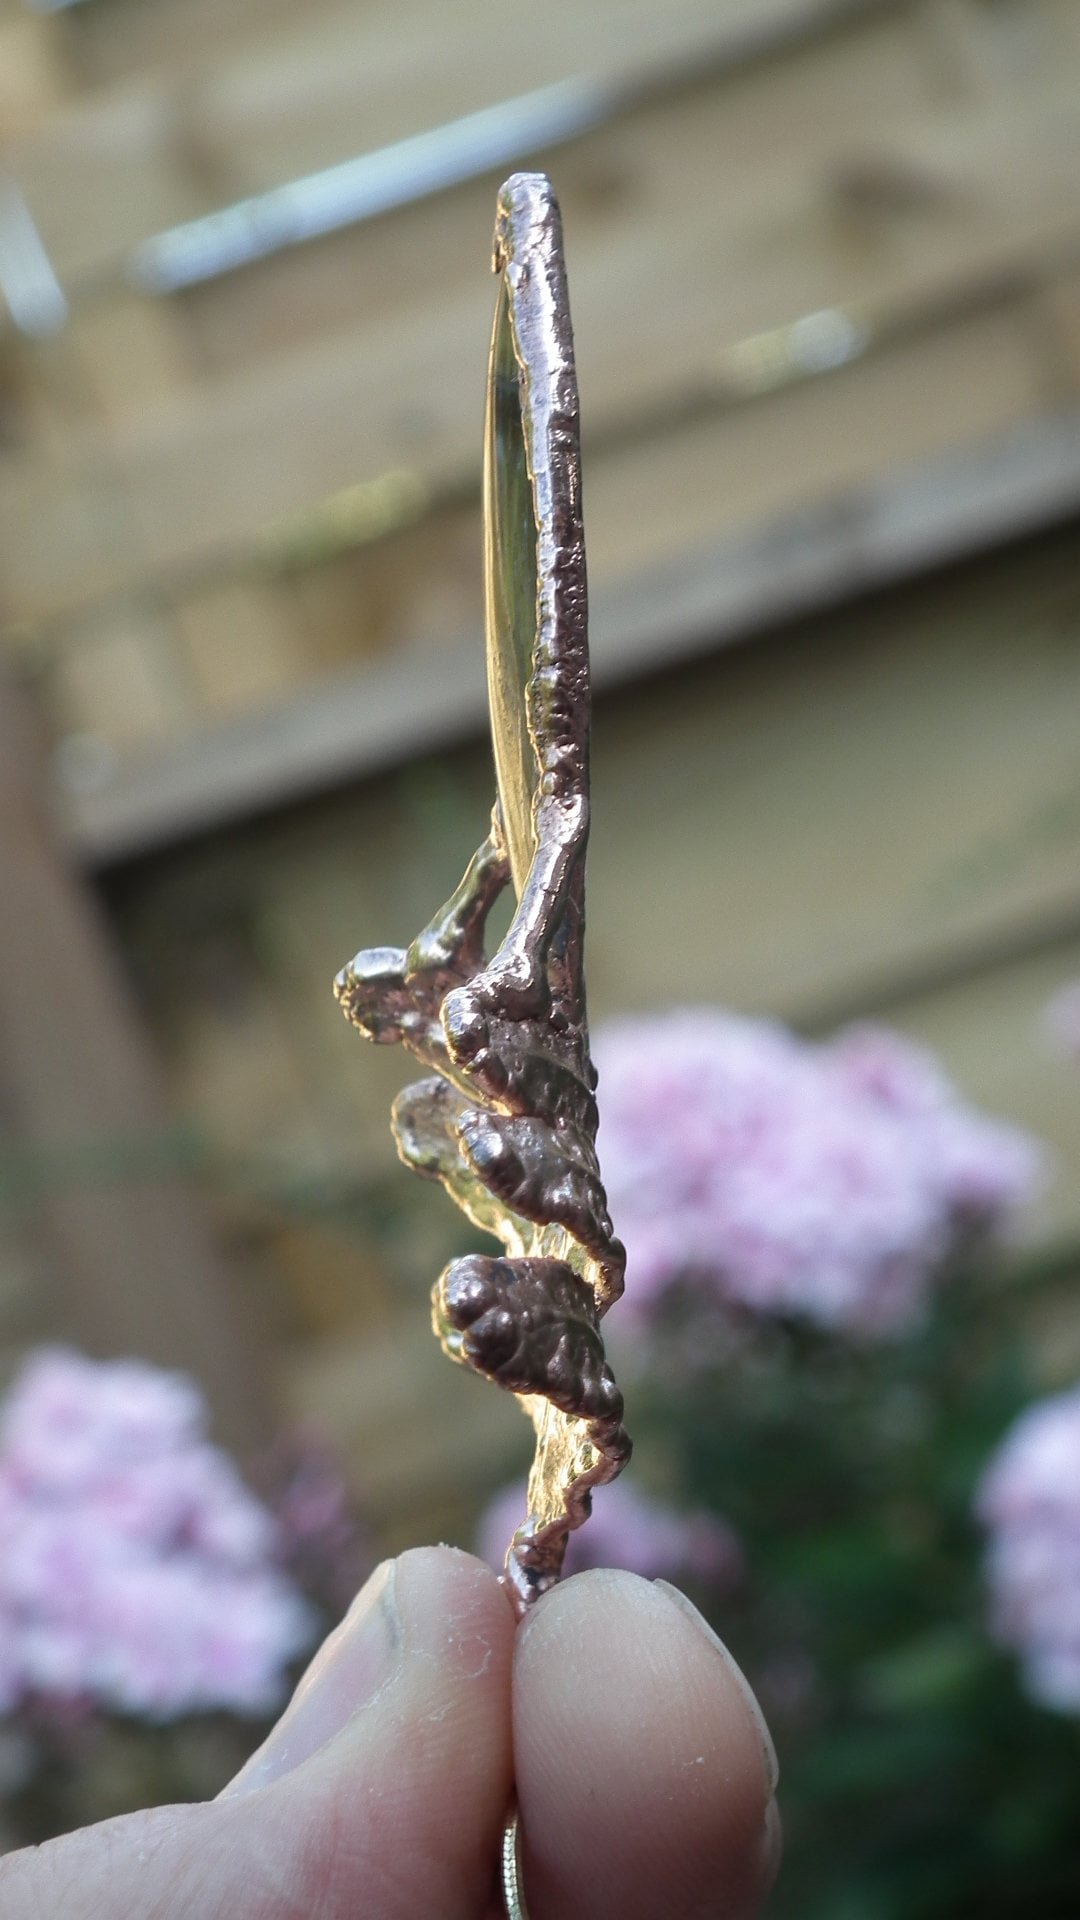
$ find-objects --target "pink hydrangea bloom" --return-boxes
[976,1387,1080,1714]
[477,1475,743,1589]
[0,1349,314,1721]
[594,1012,1041,1337]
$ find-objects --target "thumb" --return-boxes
[0,1547,515,1920]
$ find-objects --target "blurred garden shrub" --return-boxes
[483,1012,1078,1918]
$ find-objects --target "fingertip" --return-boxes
[223,1545,511,1801]
[654,1578,779,1796]
[231,1542,517,1917]
[0,1545,519,1920]
[394,1541,511,1627]
[513,1569,778,1920]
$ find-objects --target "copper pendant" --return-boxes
[335,172,629,1616]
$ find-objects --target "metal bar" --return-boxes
[128,76,613,294]
[0,175,69,337]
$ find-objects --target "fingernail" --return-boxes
[761,1795,783,1890]
[654,1580,779,1796]
[222,1560,400,1796]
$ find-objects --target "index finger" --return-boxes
[511,1569,780,1920]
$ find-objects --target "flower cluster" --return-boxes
[976,1386,1080,1714]
[478,1474,743,1590]
[594,1012,1041,1337]
[0,1349,314,1722]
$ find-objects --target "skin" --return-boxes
[0,1547,780,1920]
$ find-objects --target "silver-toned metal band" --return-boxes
[502,1807,530,1920]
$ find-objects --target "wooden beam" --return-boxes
[5,0,906,288]
[6,71,1080,635]
[59,406,1080,864]
[0,670,273,1452]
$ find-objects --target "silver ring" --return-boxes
[502,1806,530,1920]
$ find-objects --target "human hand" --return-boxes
[0,1547,780,1919]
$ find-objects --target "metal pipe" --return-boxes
[0,175,69,336]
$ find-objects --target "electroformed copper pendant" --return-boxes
[334,172,629,1618]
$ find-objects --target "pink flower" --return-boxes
[594,1012,1041,1337]
[976,1387,1080,1713]
[0,1349,314,1721]
[1,1352,202,1497]
[477,1475,743,1589]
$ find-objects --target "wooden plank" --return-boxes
[267,552,1080,1115]
[51,0,330,94]
[5,0,910,284]
[583,534,1080,1033]
[55,406,1080,862]
[855,930,1080,1257]
[0,13,69,135]
[0,670,272,1453]
[102,514,1080,1223]
[174,580,306,716]
[63,292,194,422]
[46,604,189,747]
[0,249,1061,642]
[5,70,1080,637]
[584,302,1049,592]
[124,1,935,383]
[0,1201,45,1357]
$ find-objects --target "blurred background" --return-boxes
[2,0,1080,1910]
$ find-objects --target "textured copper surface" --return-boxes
[335,173,628,1614]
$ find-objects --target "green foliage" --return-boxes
[630,1277,1080,1917]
